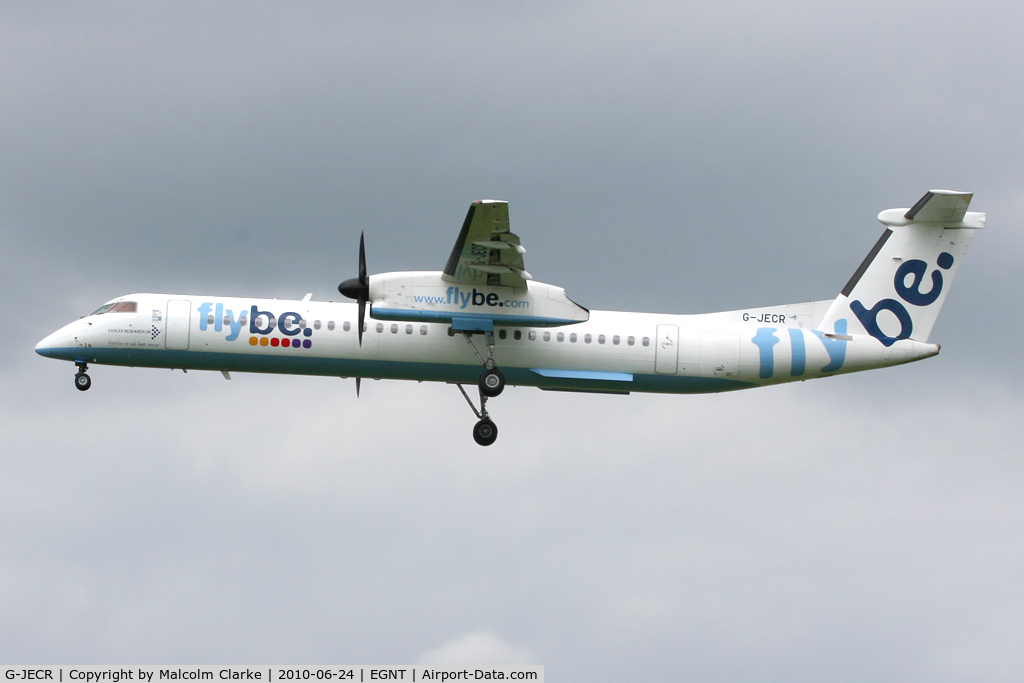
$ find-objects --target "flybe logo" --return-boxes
[196,302,314,349]
[851,252,954,347]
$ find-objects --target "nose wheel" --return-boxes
[74,362,91,391]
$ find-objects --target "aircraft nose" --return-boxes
[35,332,57,357]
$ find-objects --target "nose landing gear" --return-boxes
[74,362,91,391]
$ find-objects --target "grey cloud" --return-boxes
[3,1,1023,678]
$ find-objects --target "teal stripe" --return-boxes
[41,346,754,394]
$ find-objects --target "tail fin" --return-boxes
[818,190,984,345]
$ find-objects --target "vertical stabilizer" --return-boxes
[817,190,984,345]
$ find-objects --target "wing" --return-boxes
[442,200,532,289]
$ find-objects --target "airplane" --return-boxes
[35,190,984,445]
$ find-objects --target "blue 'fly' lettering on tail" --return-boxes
[788,328,806,376]
[813,319,848,373]
[752,328,779,379]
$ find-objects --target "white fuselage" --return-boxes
[35,290,939,394]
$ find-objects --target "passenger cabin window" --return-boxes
[585,334,592,343]
[420,325,428,335]
[598,334,606,344]
[314,320,322,330]
[328,321,336,331]
[529,331,536,341]
[613,335,620,345]
[405,324,413,335]
[642,336,650,347]
[514,330,522,340]
[556,332,564,342]
[343,321,350,332]
[391,324,398,334]
[299,319,307,329]
[499,329,507,339]
[376,323,384,333]
[627,336,635,346]
[543,331,551,342]
[570,333,577,343]
[207,314,215,325]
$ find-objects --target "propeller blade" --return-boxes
[358,231,367,285]
[338,231,371,347]
[355,377,361,397]
[357,297,365,347]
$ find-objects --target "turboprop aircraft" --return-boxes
[36,190,984,445]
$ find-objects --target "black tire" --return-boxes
[473,418,498,446]
[75,372,91,391]
[479,367,505,397]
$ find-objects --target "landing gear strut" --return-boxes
[458,383,498,447]
[463,331,506,397]
[74,361,91,391]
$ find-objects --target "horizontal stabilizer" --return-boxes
[878,190,985,228]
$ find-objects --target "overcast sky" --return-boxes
[3,2,1023,679]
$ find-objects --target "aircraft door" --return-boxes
[655,324,679,374]
[166,299,191,350]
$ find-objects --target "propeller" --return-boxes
[338,231,369,346]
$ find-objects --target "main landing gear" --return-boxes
[74,361,91,391]
[457,383,498,446]
[463,330,505,397]
[459,329,505,446]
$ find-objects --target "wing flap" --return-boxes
[443,200,529,288]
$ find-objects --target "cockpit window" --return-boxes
[89,303,116,316]
[89,301,138,316]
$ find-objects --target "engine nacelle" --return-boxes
[367,271,589,330]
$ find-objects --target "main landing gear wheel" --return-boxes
[75,372,91,391]
[473,418,498,447]
[479,367,505,397]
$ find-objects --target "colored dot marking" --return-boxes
[294,341,301,350]
[270,338,279,347]
[303,328,313,337]
[259,337,269,346]
[303,339,312,348]
[281,338,290,347]
[937,252,954,269]
[249,337,258,346]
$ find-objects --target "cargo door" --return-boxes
[166,299,191,350]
